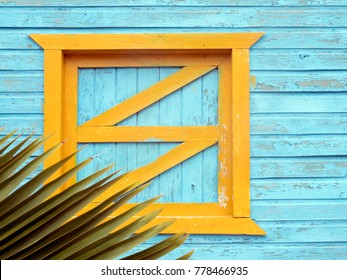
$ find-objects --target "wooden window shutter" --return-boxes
[31,33,265,235]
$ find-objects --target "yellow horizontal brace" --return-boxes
[30,33,264,50]
[78,203,265,235]
[69,53,227,68]
[77,126,219,142]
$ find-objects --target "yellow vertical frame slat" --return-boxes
[218,55,233,211]
[232,49,251,217]
[43,50,64,190]
[61,57,79,190]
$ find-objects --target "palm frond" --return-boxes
[0,130,192,260]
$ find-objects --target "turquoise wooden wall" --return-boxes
[0,0,346,259]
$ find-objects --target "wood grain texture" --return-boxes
[0,8,345,28]
[4,93,347,114]
[2,1,345,7]
[3,71,346,92]
[132,243,347,260]
[4,50,347,71]
[30,33,263,50]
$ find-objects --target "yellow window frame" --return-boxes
[31,33,265,235]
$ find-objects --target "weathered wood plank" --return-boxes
[252,71,347,92]
[0,115,43,134]
[135,68,160,203]
[161,243,347,260]
[251,50,347,71]
[24,153,347,180]
[76,69,103,184]
[252,199,347,221]
[147,220,347,244]
[0,50,43,70]
[2,114,346,136]
[4,131,347,158]
[0,71,43,92]
[1,8,346,28]
[201,69,218,202]
[251,158,347,179]
[251,93,347,113]
[2,50,347,71]
[4,93,347,114]
[2,1,345,7]
[251,135,347,157]
[251,114,347,135]
[2,29,347,50]
[3,71,346,92]
[157,68,183,203]
[0,95,42,113]
[251,178,347,200]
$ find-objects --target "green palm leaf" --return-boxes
[0,130,192,260]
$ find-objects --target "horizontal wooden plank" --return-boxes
[251,50,347,71]
[77,126,218,142]
[2,114,346,136]
[141,243,347,260]
[251,93,347,113]
[70,53,226,67]
[251,135,347,157]
[2,1,345,7]
[251,113,347,135]
[0,71,43,92]
[147,220,347,244]
[252,199,347,221]
[0,95,42,113]
[84,201,347,229]
[0,115,43,135]
[31,33,262,50]
[2,29,347,50]
[0,50,43,70]
[3,93,347,115]
[251,178,347,200]
[25,155,347,180]
[252,71,347,92]
[2,71,346,92]
[2,50,347,71]
[257,29,347,49]
[251,158,347,178]
[1,8,346,28]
